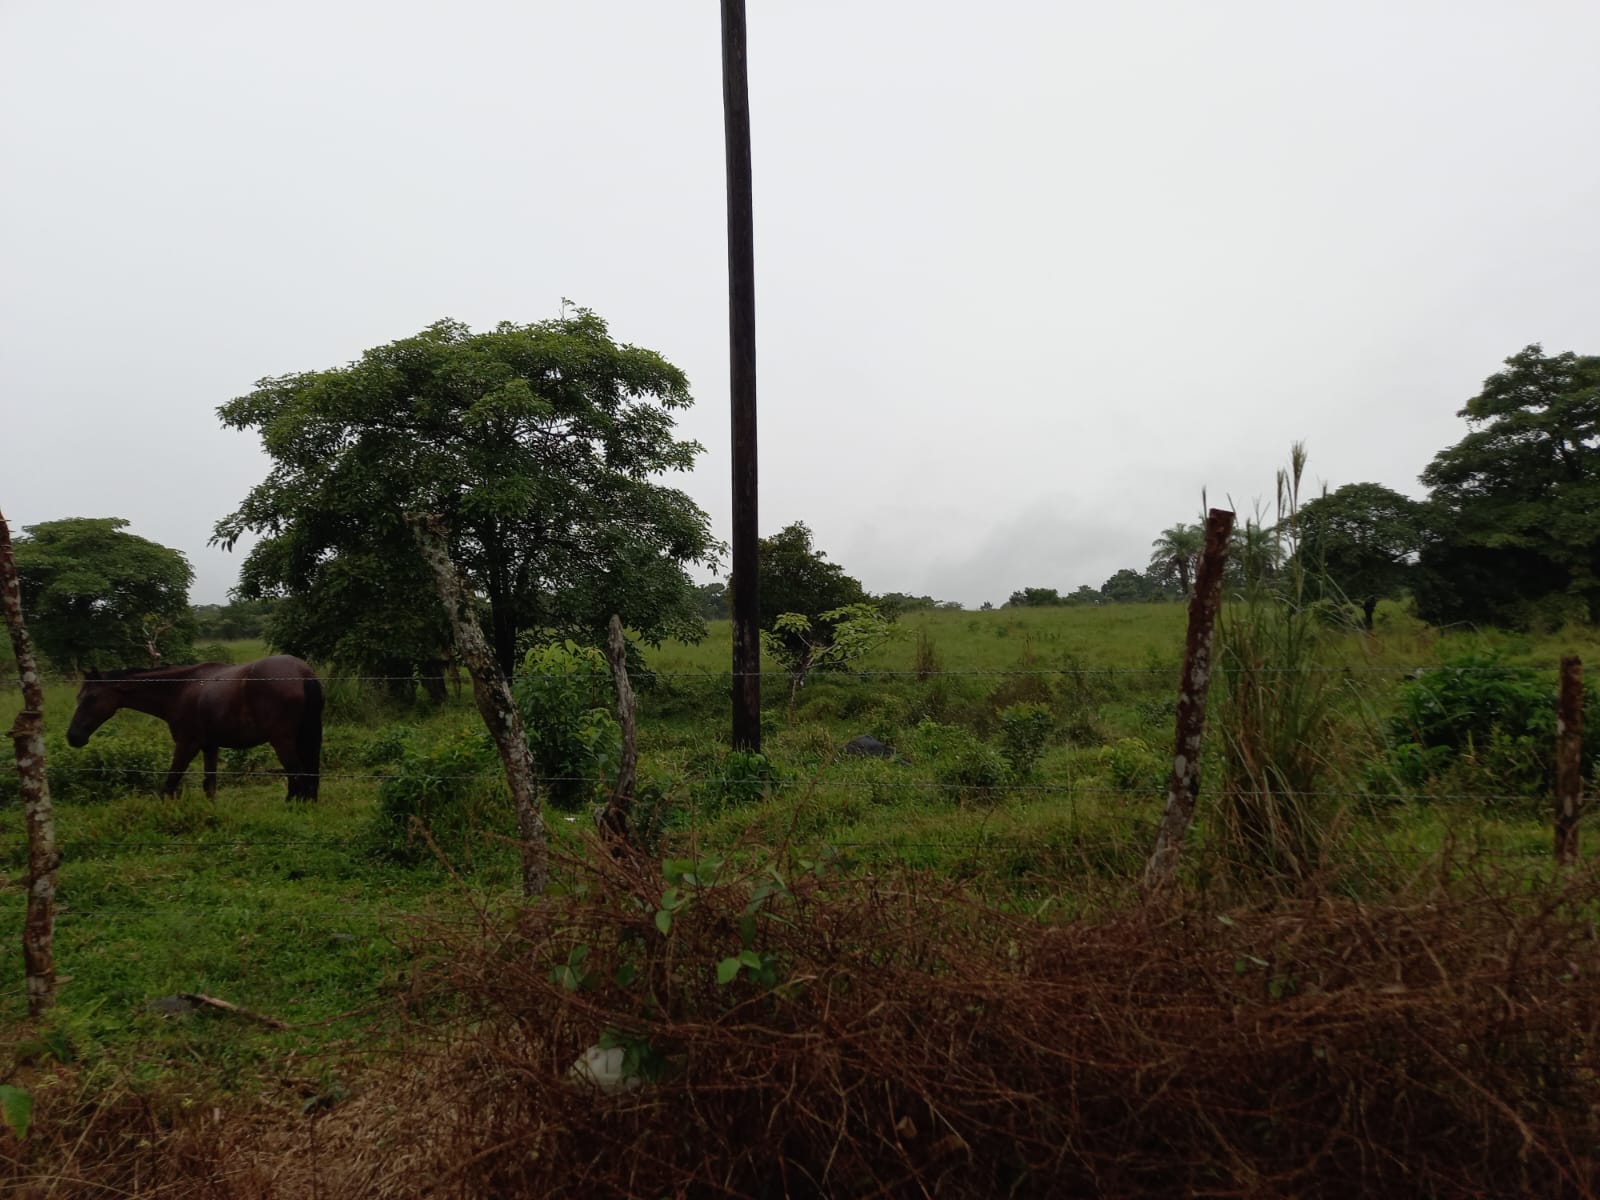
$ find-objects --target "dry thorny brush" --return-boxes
[5,846,1600,1198]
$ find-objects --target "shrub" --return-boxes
[997,702,1053,779]
[513,640,621,812]
[695,749,782,816]
[1104,736,1165,797]
[1,721,171,803]
[913,719,1011,801]
[367,727,505,865]
[1379,655,1592,801]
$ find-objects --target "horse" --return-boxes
[66,655,324,800]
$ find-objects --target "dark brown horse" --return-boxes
[66,656,324,800]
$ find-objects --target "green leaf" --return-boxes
[654,909,672,936]
[738,950,762,969]
[0,1085,32,1141]
[739,913,758,948]
[615,962,638,987]
[716,957,742,985]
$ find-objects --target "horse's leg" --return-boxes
[162,741,200,797]
[202,747,219,800]
[268,733,301,801]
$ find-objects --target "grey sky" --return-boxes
[4,1,1597,609]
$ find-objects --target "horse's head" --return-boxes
[66,673,123,747]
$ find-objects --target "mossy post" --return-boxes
[1555,655,1583,867]
[1143,507,1235,897]
[0,510,59,1015]
[597,614,638,846]
[408,513,547,897]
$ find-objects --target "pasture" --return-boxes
[1,602,1596,1192]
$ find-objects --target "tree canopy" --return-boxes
[1296,483,1424,603]
[1416,344,1600,627]
[1149,523,1205,596]
[214,310,720,676]
[13,518,194,670]
[734,522,869,659]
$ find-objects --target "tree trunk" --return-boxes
[490,597,517,678]
[408,513,547,897]
[0,511,59,1016]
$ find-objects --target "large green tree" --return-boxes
[214,310,720,676]
[1416,344,1600,627]
[13,518,195,670]
[732,522,868,660]
[1296,483,1424,609]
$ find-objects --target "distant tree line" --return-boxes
[12,341,1593,678]
[1003,344,1600,630]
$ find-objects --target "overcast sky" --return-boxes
[4,0,1597,608]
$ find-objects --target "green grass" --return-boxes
[0,609,1587,1099]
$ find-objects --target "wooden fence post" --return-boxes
[1142,507,1235,897]
[407,513,547,897]
[597,615,638,845]
[1555,655,1583,867]
[0,511,59,1015]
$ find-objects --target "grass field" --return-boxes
[0,600,1593,1189]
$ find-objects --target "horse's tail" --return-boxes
[296,675,324,800]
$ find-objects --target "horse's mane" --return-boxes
[83,662,216,682]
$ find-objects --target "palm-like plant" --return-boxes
[1148,523,1206,596]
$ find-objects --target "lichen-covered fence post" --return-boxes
[1555,655,1584,867]
[597,615,638,846]
[1142,507,1235,897]
[407,513,547,897]
[0,510,59,1015]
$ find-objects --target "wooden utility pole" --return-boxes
[722,0,761,752]
[1555,655,1584,867]
[0,511,59,1015]
[408,513,547,896]
[1143,508,1236,897]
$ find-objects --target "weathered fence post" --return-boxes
[1142,507,1235,897]
[1555,655,1583,867]
[407,513,547,897]
[0,511,59,1015]
[597,615,638,845]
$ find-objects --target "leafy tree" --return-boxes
[1064,585,1101,605]
[762,603,895,720]
[214,310,720,677]
[695,581,730,620]
[1099,568,1171,603]
[12,518,195,670]
[735,523,869,659]
[1416,344,1600,626]
[877,591,961,615]
[1296,483,1424,620]
[1006,587,1064,607]
[1149,523,1205,596]
[191,598,277,641]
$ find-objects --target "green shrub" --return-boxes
[10,721,172,803]
[513,640,621,812]
[913,719,1011,801]
[1379,655,1590,801]
[1104,736,1165,796]
[695,749,782,815]
[997,703,1053,780]
[195,641,235,664]
[367,727,505,865]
